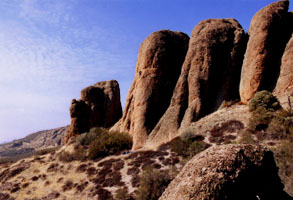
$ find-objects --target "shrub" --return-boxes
[170,136,209,159]
[239,130,255,145]
[247,92,293,140]
[77,127,109,146]
[88,131,132,160]
[135,167,172,200]
[58,147,87,163]
[170,137,191,158]
[115,188,130,200]
[267,109,293,138]
[187,141,208,158]
[248,90,281,112]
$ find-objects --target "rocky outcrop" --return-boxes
[159,144,292,200]
[274,35,293,104]
[111,30,189,149]
[66,80,122,142]
[146,19,246,148]
[240,0,292,104]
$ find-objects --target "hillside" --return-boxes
[0,126,68,163]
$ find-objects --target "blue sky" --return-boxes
[0,0,292,143]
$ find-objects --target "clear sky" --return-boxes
[0,0,292,144]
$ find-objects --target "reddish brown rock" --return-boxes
[159,144,292,200]
[274,34,293,104]
[240,0,291,104]
[146,19,246,148]
[65,80,122,142]
[111,30,189,149]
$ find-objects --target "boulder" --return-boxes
[111,30,189,149]
[274,35,293,105]
[159,144,292,200]
[65,80,122,142]
[146,19,246,148]
[240,0,292,104]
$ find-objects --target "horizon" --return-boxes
[0,0,292,144]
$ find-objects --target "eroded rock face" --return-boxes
[65,80,122,142]
[111,30,189,149]
[274,35,293,104]
[240,0,292,104]
[146,19,246,148]
[159,144,292,200]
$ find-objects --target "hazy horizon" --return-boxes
[0,0,292,144]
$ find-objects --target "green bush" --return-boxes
[115,188,130,200]
[249,106,274,130]
[249,90,281,112]
[135,167,172,200]
[187,140,208,158]
[88,131,132,160]
[77,127,109,146]
[267,109,293,138]
[170,135,209,159]
[247,92,293,139]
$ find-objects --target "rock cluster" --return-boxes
[65,1,292,149]
[146,19,247,148]
[111,30,189,149]
[65,80,122,142]
[159,144,292,200]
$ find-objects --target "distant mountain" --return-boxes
[0,126,68,160]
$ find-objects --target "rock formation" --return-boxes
[274,35,293,104]
[65,80,122,142]
[111,30,189,149]
[159,144,292,200]
[146,19,246,148]
[240,0,292,104]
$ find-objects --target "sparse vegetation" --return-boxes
[239,130,255,144]
[135,167,173,200]
[58,147,87,163]
[272,139,293,196]
[35,146,60,156]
